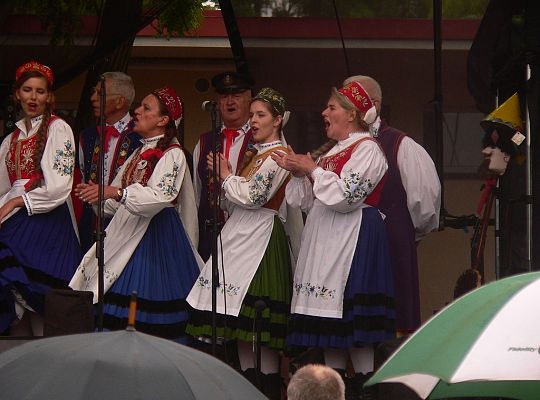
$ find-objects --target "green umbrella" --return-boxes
[0,329,266,400]
[366,271,540,400]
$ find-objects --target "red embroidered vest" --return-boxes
[6,116,59,185]
[121,143,181,188]
[318,137,386,207]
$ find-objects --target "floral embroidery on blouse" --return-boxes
[52,140,75,176]
[196,276,240,296]
[157,162,179,197]
[294,281,336,300]
[248,169,275,205]
[342,170,373,205]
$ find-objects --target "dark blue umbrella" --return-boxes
[0,329,266,400]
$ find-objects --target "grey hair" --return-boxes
[343,75,382,104]
[102,71,135,107]
[287,364,346,400]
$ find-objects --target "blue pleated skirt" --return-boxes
[102,207,200,344]
[0,204,82,333]
[287,207,396,349]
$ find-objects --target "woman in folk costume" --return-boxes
[70,86,201,343]
[0,61,81,336]
[272,81,395,391]
[186,88,297,399]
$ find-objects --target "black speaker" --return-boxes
[43,289,94,336]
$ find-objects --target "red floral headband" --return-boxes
[16,61,54,85]
[153,86,183,126]
[338,81,377,124]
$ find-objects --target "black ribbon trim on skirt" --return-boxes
[289,314,395,338]
[0,254,20,273]
[0,252,69,290]
[25,267,69,290]
[188,308,287,340]
[103,314,188,339]
[104,292,189,314]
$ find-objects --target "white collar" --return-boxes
[324,131,370,157]
[255,140,283,152]
[337,131,370,146]
[140,134,164,146]
[15,115,44,135]
[110,112,132,133]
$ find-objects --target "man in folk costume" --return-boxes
[192,71,254,261]
[78,72,141,252]
[343,75,441,336]
[479,93,526,277]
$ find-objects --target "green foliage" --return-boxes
[442,0,490,19]
[12,0,100,46]
[150,0,204,38]
[10,0,203,46]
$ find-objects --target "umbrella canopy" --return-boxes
[366,271,540,400]
[0,329,266,400]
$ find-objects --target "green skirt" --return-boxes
[186,215,292,350]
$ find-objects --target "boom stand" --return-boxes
[209,103,221,356]
[96,76,107,331]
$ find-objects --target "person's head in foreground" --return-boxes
[287,364,345,400]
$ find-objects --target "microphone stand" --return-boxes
[96,76,107,331]
[254,300,267,390]
[209,102,220,356]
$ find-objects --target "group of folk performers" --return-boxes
[0,61,440,399]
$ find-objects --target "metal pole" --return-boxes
[331,0,351,77]
[96,75,106,331]
[494,91,500,279]
[254,299,266,391]
[210,103,219,356]
[526,64,533,272]
[433,0,445,224]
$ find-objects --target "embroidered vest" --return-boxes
[6,116,60,185]
[318,137,386,207]
[240,146,289,211]
[121,143,181,188]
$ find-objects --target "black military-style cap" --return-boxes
[211,71,254,94]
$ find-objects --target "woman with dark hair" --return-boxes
[70,86,201,343]
[0,61,81,336]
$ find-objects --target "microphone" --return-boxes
[201,100,217,112]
